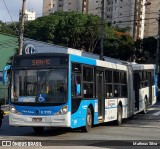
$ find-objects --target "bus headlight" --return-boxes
[10,105,20,114]
[58,105,68,115]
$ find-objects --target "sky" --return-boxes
[0,0,43,22]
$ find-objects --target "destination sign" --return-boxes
[32,59,50,66]
[13,56,68,67]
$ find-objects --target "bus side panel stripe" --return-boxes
[70,55,96,66]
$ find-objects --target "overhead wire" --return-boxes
[2,0,19,36]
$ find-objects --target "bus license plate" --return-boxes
[32,118,42,122]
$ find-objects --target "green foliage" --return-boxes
[0,20,18,35]
[142,37,157,58]
[25,12,101,52]
[24,11,134,60]
[104,27,134,61]
[134,37,157,63]
[134,39,146,63]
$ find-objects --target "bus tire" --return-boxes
[81,108,92,132]
[32,127,44,134]
[142,99,147,114]
[116,105,122,126]
[0,119,2,128]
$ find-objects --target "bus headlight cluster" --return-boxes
[10,105,21,114]
[58,105,68,115]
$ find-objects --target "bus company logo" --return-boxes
[24,44,36,54]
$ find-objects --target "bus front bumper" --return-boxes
[9,112,71,127]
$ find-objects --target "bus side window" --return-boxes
[83,66,94,98]
[72,75,82,98]
[71,63,82,98]
[114,85,120,97]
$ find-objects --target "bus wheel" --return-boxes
[32,127,44,134]
[0,119,2,128]
[81,108,92,132]
[116,105,122,126]
[142,99,147,114]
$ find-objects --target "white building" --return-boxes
[106,0,148,39]
[42,0,148,39]
[42,0,102,16]
[19,10,36,21]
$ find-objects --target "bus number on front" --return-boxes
[32,59,50,66]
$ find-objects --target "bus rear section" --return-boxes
[132,64,156,114]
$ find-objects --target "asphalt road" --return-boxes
[0,102,160,148]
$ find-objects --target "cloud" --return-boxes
[0,0,43,22]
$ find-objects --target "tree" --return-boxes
[0,20,17,35]
[24,11,135,61]
[133,37,157,63]
[134,39,146,63]
[25,12,101,53]
[103,27,134,61]
[142,37,157,60]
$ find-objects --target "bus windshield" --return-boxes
[11,68,68,105]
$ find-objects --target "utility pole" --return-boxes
[100,0,104,60]
[136,0,141,39]
[19,0,26,55]
[156,13,160,86]
[133,0,137,40]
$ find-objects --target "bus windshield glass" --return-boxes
[11,69,68,105]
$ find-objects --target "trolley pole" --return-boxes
[19,0,26,55]
[100,0,104,60]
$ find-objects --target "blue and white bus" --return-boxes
[3,46,157,133]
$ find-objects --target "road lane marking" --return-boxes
[153,111,160,116]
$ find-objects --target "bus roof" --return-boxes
[24,38,130,65]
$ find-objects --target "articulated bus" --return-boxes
[3,48,156,133]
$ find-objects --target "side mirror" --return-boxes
[76,84,81,95]
[2,65,11,85]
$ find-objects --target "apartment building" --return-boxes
[19,10,36,21]
[106,0,149,39]
[42,0,148,39]
[43,0,81,15]
[144,0,160,38]
[42,0,102,16]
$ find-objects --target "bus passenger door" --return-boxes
[148,72,152,105]
[96,70,105,121]
[134,73,140,111]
